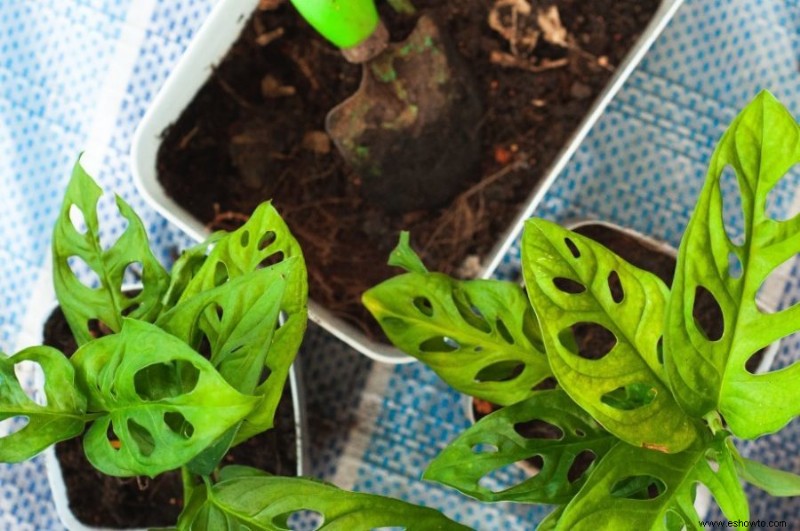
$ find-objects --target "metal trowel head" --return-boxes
[326,14,483,214]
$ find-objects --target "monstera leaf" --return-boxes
[177,202,308,398]
[177,466,470,530]
[0,347,87,461]
[555,434,747,530]
[158,260,299,443]
[665,91,800,439]
[364,273,550,405]
[522,219,699,453]
[72,319,258,477]
[52,160,169,345]
[424,390,615,504]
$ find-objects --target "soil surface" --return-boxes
[157,0,660,339]
[43,307,298,528]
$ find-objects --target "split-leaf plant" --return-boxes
[363,91,800,529]
[0,160,467,530]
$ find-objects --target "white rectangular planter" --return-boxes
[132,0,685,364]
[33,291,309,531]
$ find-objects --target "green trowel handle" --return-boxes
[289,0,380,49]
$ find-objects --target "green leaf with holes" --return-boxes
[665,91,800,439]
[555,434,746,530]
[177,469,471,530]
[364,273,551,405]
[424,390,616,504]
[73,319,258,477]
[522,219,699,452]
[158,259,298,444]
[52,159,170,346]
[0,347,88,462]
[177,203,307,412]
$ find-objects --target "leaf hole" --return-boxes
[565,237,581,258]
[693,286,724,341]
[471,443,499,454]
[728,252,743,279]
[413,296,434,317]
[121,303,141,317]
[574,429,586,437]
[495,319,515,344]
[0,416,29,437]
[475,360,524,383]
[214,261,229,287]
[134,361,200,401]
[106,423,120,451]
[553,277,586,294]
[719,165,745,246]
[67,256,102,289]
[240,230,250,247]
[532,377,558,391]
[567,450,597,483]
[258,252,285,269]
[12,361,43,406]
[765,163,800,221]
[705,457,720,473]
[274,509,324,531]
[478,461,537,492]
[610,475,666,500]
[608,271,624,303]
[656,337,664,365]
[601,383,657,410]
[419,336,459,353]
[559,322,617,360]
[259,364,273,386]
[745,347,769,374]
[258,231,277,251]
[69,204,88,234]
[452,289,491,333]
[164,411,194,439]
[513,419,563,440]
[127,419,155,457]
[87,318,114,338]
[122,262,143,285]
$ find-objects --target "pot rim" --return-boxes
[35,285,309,531]
[130,0,685,365]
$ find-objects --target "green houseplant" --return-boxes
[363,91,800,529]
[0,161,466,529]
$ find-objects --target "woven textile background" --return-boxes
[0,0,798,528]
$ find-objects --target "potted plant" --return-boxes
[132,0,684,362]
[362,92,800,527]
[0,160,468,530]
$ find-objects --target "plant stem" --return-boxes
[387,0,416,15]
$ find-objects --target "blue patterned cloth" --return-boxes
[0,0,798,529]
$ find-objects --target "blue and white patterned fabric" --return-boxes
[0,0,799,529]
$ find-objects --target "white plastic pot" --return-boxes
[131,0,686,364]
[33,290,308,531]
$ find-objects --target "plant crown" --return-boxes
[363,91,800,530]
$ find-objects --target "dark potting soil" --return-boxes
[156,0,660,339]
[43,306,298,528]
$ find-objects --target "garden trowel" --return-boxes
[291,1,483,213]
